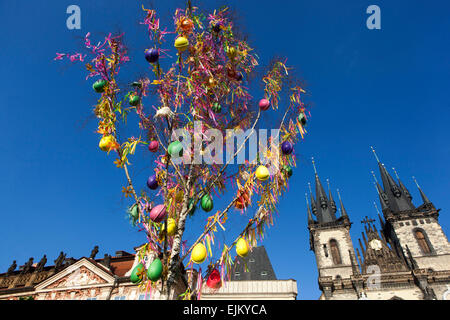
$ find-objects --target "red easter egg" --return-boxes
[148,141,159,152]
[259,99,270,111]
[206,269,222,289]
[150,204,167,223]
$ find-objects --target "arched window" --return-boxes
[414,229,432,254]
[329,239,342,265]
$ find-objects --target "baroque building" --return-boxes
[0,244,296,300]
[307,155,450,300]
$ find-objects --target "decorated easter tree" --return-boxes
[55,2,309,299]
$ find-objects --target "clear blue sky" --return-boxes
[1,0,449,300]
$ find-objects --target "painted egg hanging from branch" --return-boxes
[147,258,163,282]
[147,174,159,190]
[206,269,222,289]
[93,79,107,93]
[298,113,307,126]
[174,36,189,52]
[255,165,270,181]
[99,135,117,152]
[130,263,145,284]
[283,165,293,178]
[259,98,270,111]
[148,140,159,152]
[236,238,249,258]
[168,141,183,158]
[191,243,207,264]
[201,194,214,212]
[129,94,140,106]
[150,204,167,223]
[145,48,159,63]
[281,141,293,155]
[128,203,140,220]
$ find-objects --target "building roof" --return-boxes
[230,246,277,281]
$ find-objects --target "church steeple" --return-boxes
[413,176,431,205]
[327,179,337,214]
[337,189,348,218]
[306,193,315,224]
[370,147,415,212]
[312,158,336,223]
[392,167,413,202]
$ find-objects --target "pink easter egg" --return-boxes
[259,99,270,111]
[148,140,159,152]
[150,204,167,223]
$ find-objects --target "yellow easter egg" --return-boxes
[174,36,189,51]
[167,218,177,236]
[99,135,115,152]
[175,190,184,203]
[236,238,249,258]
[255,165,270,181]
[227,46,237,58]
[191,243,207,264]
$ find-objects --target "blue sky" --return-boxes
[0,0,449,300]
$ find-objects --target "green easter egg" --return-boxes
[147,258,163,282]
[93,80,107,93]
[201,194,213,212]
[168,141,183,158]
[130,263,145,284]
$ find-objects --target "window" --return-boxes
[329,239,342,265]
[139,294,150,300]
[261,271,267,276]
[234,272,240,277]
[114,295,126,300]
[86,297,96,300]
[249,258,255,263]
[414,229,432,254]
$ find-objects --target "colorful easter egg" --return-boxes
[174,36,189,51]
[236,238,249,258]
[168,141,183,158]
[129,95,140,106]
[191,243,207,264]
[150,204,167,223]
[259,99,270,111]
[147,174,159,190]
[148,140,159,152]
[298,113,307,126]
[281,141,293,155]
[255,165,270,181]
[93,79,107,93]
[99,135,116,152]
[129,203,140,220]
[284,165,293,178]
[201,194,213,212]
[147,258,163,282]
[206,269,222,289]
[130,263,145,284]
[145,48,159,63]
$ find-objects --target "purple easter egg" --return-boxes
[150,204,167,223]
[145,48,159,63]
[259,99,270,111]
[147,174,159,190]
[281,141,293,155]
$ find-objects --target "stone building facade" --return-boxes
[0,245,296,300]
[307,155,450,300]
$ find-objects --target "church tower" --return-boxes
[370,149,450,274]
[307,159,357,299]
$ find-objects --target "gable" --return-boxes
[35,258,115,290]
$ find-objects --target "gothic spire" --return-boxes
[413,176,431,204]
[327,179,337,214]
[312,158,336,223]
[308,182,318,216]
[306,193,315,224]
[337,189,348,218]
[372,171,388,211]
[370,147,415,212]
[393,167,413,202]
